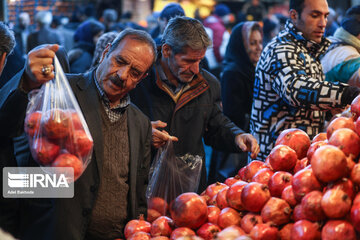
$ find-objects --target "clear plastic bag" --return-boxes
[24,56,93,182]
[146,140,202,216]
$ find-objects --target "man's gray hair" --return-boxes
[109,28,157,64]
[0,22,15,56]
[161,16,212,54]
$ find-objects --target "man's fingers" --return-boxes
[151,120,167,129]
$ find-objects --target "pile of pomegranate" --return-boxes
[124,96,360,240]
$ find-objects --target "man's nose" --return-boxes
[189,62,200,74]
[117,67,129,80]
[319,15,327,28]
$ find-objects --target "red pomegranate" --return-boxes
[321,220,356,240]
[355,115,360,136]
[224,175,242,186]
[169,227,195,240]
[32,137,60,165]
[249,223,278,240]
[24,111,42,137]
[293,157,310,174]
[275,128,311,159]
[217,207,241,229]
[240,213,262,234]
[326,116,355,139]
[312,132,327,143]
[321,189,352,219]
[281,185,297,207]
[328,128,360,159]
[150,216,174,237]
[52,153,84,180]
[354,193,360,205]
[124,215,151,239]
[326,178,355,200]
[251,168,274,185]
[291,220,321,240]
[207,205,220,225]
[127,231,151,240]
[237,167,246,181]
[241,182,271,212]
[215,226,246,240]
[269,145,298,172]
[351,163,360,185]
[351,95,360,118]
[150,237,169,240]
[226,180,247,211]
[264,155,273,170]
[300,191,325,222]
[292,168,323,202]
[169,192,207,229]
[148,197,168,216]
[215,187,229,209]
[65,129,93,157]
[306,141,327,163]
[311,145,347,183]
[147,209,161,223]
[268,171,293,198]
[261,197,292,226]
[43,108,71,139]
[278,223,293,240]
[205,182,228,203]
[243,160,267,181]
[196,223,221,240]
[350,202,360,232]
[68,111,83,130]
[292,204,306,222]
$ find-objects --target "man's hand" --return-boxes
[23,44,59,91]
[151,120,178,148]
[235,133,260,159]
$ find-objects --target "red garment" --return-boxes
[204,15,226,63]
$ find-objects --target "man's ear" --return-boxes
[289,9,298,21]
[162,44,172,58]
[99,43,111,64]
[0,53,7,76]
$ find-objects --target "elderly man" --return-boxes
[130,16,260,192]
[0,29,156,240]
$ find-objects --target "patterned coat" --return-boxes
[250,21,354,161]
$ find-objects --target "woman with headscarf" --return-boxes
[208,21,263,183]
[68,19,105,73]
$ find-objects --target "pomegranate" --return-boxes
[205,182,228,203]
[321,189,352,219]
[240,213,262,234]
[68,111,83,130]
[226,180,247,211]
[293,204,306,222]
[124,215,151,239]
[243,160,267,181]
[224,175,242,186]
[269,145,298,172]
[268,171,293,198]
[311,145,347,183]
[291,220,321,240]
[351,95,360,118]
[293,157,309,174]
[292,168,323,202]
[169,192,207,229]
[278,223,293,240]
[237,167,246,181]
[354,193,360,205]
[217,207,241,229]
[215,186,229,209]
[128,231,151,240]
[147,209,161,223]
[31,137,60,165]
[43,108,71,139]
[215,226,246,240]
[281,185,297,207]
[300,191,325,222]
[150,237,169,240]
[196,223,221,240]
[328,128,360,159]
[207,205,220,225]
[261,197,292,226]
[24,111,42,137]
[355,115,360,136]
[65,129,93,157]
[52,153,84,180]
[326,178,355,200]
[150,216,174,237]
[350,202,360,232]
[251,168,274,185]
[241,182,271,212]
[249,223,278,240]
[321,220,356,240]
[350,163,360,185]
[148,197,168,216]
[169,227,195,240]
[326,116,355,139]
[265,155,273,170]
[306,141,327,163]
[275,128,311,159]
[312,132,327,143]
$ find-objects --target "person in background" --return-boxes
[101,8,118,32]
[90,31,118,69]
[324,7,339,37]
[321,5,360,87]
[130,16,260,192]
[51,16,75,52]
[68,19,105,73]
[250,0,360,161]
[262,18,280,47]
[26,11,64,53]
[13,12,34,58]
[0,28,156,239]
[208,21,263,183]
[242,0,267,21]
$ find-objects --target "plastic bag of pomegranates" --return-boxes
[146,140,202,216]
[24,55,93,182]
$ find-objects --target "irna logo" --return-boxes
[8,172,69,188]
